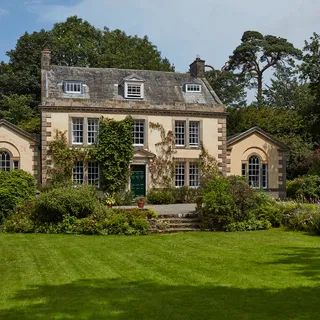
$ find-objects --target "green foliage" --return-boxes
[147,189,175,204]
[113,190,135,206]
[282,203,320,235]
[0,170,36,224]
[226,30,301,104]
[149,122,176,188]
[286,175,320,202]
[205,68,247,107]
[91,117,134,193]
[226,218,272,232]
[47,130,89,185]
[32,186,99,223]
[199,145,219,187]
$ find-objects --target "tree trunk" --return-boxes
[256,73,263,105]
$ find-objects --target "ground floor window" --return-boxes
[72,161,99,186]
[0,151,11,171]
[242,155,268,189]
[175,161,200,187]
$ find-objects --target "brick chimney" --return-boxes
[189,57,205,78]
[41,48,51,70]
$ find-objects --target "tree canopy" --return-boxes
[225,31,301,105]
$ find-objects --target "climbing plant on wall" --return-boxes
[48,130,90,185]
[149,122,177,188]
[91,116,134,193]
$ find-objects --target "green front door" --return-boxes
[130,165,146,197]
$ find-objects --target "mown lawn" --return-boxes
[0,229,320,319]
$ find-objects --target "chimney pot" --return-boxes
[189,57,205,78]
[41,48,51,70]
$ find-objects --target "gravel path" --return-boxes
[116,203,197,216]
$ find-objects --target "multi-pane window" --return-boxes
[133,120,145,146]
[185,84,201,92]
[175,121,186,146]
[64,81,82,93]
[72,161,84,185]
[189,121,200,146]
[189,162,200,187]
[72,118,84,144]
[241,163,247,178]
[175,162,185,187]
[126,83,142,98]
[248,156,260,188]
[88,161,99,187]
[262,163,268,189]
[0,151,11,171]
[87,118,99,145]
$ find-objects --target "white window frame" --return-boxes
[243,155,268,189]
[0,151,11,171]
[87,118,99,145]
[72,161,84,185]
[189,162,200,187]
[125,82,144,99]
[175,121,186,146]
[175,162,185,187]
[133,119,145,146]
[64,81,83,94]
[88,161,100,187]
[185,83,201,92]
[189,121,200,147]
[72,118,84,145]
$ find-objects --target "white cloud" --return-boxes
[27,0,320,71]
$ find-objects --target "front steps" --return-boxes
[149,213,201,233]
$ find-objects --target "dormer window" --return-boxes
[185,83,201,92]
[126,83,143,98]
[123,74,145,99]
[63,81,83,94]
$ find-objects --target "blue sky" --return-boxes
[0,0,319,72]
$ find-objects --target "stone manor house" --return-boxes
[0,49,288,198]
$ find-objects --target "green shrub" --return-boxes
[0,170,36,224]
[287,175,320,202]
[226,218,272,232]
[32,186,99,223]
[199,175,239,230]
[114,190,134,205]
[147,188,175,204]
[171,186,201,203]
[282,203,320,234]
[1,211,34,233]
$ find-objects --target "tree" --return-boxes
[0,16,174,133]
[225,31,301,105]
[205,68,247,107]
[98,29,173,71]
[300,32,320,142]
[264,63,314,112]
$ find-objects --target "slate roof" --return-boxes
[46,65,222,106]
[227,126,289,151]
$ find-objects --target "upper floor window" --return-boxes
[72,118,84,144]
[175,121,186,146]
[189,121,200,146]
[87,118,99,145]
[125,83,143,99]
[133,120,145,146]
[185,83,201,92]
[0,151,11,171]
[64,81,83,94]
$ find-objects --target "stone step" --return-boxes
[152,227,199,233]
[156,213,198,219]
[156,217,200,223]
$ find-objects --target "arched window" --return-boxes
[248,155,260,188]
[242,155,268,189]
[0,151,11,171]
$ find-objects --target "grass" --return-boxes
[0,229,320,319]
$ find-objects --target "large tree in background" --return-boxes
[0,16,174,133]
[205,68,247,107]
[225,31,301,105]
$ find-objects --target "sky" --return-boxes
[0,0,319,72]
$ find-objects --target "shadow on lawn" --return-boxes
[1,279,320,320]
[263,246,320,282]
